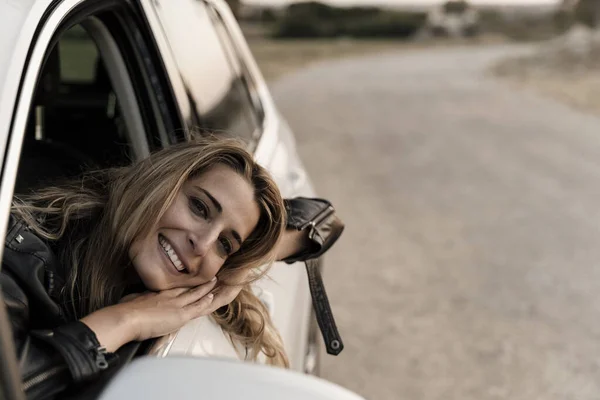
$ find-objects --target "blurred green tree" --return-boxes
[272,1,426,39]
[442,0,469,14]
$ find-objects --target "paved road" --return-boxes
[271,46,600,400]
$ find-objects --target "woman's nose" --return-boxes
[188,227,219,256]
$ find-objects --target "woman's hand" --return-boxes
[123,279,247,340]
[119,278,218,342]
[81,278,217,351]
[208,282,245,311]
[275,228,311,262]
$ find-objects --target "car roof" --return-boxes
[0,0,37,84]
[0,0,45,143]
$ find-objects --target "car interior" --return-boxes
[15,23,143,194]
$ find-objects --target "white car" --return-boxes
[0,0,336,396]
[98,357,364,400]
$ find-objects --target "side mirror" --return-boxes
[99,356,365,400]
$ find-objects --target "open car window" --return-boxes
[15,15,165,194]
[15,23,128,193]
[0,2,181,398]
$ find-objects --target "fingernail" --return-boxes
[207,293,214,301]
[211,277,217,282]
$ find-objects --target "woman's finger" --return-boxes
[177,278,217,304]
[164,287,191,297]
[208,285,242,312]
[183,292,215,318]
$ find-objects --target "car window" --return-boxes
[151,0,261,144]
[16,23,129,193]
[59,25,100,84]
[14,13,171,194]
[207,5,265,127]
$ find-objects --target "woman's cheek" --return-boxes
[204,258,225,280]
[127,239,140,262]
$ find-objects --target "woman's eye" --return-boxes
[219,237,233,257]
[189,197,208,218]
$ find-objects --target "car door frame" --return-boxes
[0,1,188,398]
[0,3,93,399]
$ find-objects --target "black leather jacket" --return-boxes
[1,216,115,399]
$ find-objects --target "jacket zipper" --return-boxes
[23,365,67,391]
[94,346,109,369]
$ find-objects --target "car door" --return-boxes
[140,0,318,372]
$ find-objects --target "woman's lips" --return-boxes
[159,235,187,272]
[157,236,184,276]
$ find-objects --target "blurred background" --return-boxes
[236,1,600,399]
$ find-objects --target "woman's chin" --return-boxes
[136,270,170,292]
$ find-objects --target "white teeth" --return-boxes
[159,236,185,272]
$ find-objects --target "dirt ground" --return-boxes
[491,27,600,116]
[247,35,508,82]
[493,68,600,116]
[269,45,600,400]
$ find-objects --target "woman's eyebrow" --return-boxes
[196,186,243,247]
[197,187,222,213]
[232,231,242,248]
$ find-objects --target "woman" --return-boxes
[2,137,341,399]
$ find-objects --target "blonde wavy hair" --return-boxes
[12,137,289,367]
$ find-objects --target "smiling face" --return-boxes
[129,164,261,291]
